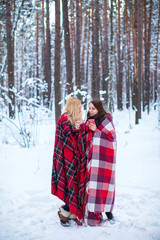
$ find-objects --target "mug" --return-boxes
[77,120,84,124]
[88,119,95,125]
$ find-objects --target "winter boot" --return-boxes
[62,205,76,220]
[58,206,71,227]
[105,212,114,220]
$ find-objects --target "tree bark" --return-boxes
[144,0,152,113]
[75,0,81,92]
[81,6,89,91]
[62,0,73,95]
[102,0,109,107]
[109,0,114,113]
[91,0,100,99]
[147,0,152,113]
[132,0,139,124]
[85,7,91,87]
[117,0,123,110]
[41,0,45,105]
[6,1,15,118]
[124,0,131,109]
[45,0,51,107]
[36,3,40,103]
[54,0,61,123]
[154,1,160,104]
[137,0,142,120]
[70,0,75,71]
[0,24,4,88]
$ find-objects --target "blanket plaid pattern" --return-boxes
[51,114,87,222]
[85,114,117,226]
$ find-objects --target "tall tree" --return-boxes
[70,0,75,69]
[154,1,160,103]
[102,0,109,107]
[91,0,100,99]
[144,0,153,113]
[41,0,46,106]
[117,0,123,110]
[0,24,3,87]
[124,0,131,109]
[36,1,40,103]
[137,0,143,120]
[109,0,114,113]
[75,0,81,92]
[85,6,91,87]
[6,1,15,118]
[81,6,89,87]
[54,0,61,123]
[62,0,73,95]
[132,0,139,124]
[45,0,51,107]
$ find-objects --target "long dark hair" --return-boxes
[87,99,109,127]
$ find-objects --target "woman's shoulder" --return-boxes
[56,113,68,126]
[59,113,68,121]
[104,112,112,122]
[103,112,112,122]
[99,113,113,128]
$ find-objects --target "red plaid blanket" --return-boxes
[51,114,87,222]
[85,114,117,226]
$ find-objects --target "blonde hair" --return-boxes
[64,97,81,126]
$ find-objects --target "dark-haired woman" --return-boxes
[84,99,117,226]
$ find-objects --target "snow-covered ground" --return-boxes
[0,108,160,240]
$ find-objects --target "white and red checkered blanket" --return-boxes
[85,114,117,226]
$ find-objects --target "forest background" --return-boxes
[0,0,160,147]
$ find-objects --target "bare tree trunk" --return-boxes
[147,0,152,113]
[45,0,51,107]
[154,1,160,104]
[124,1,130,109]
[75,0,81,92]
[62,0,73,95]
[36,2,40,103]
[6,1,15,118]
[85,8,91,87]
[143,0,147,112]
[117,0,123,110]
[91,0,100,99]
[42,0,45,41]
[132,0,138,124]
[102,0,109,107]
[137,0,142,120]
[0,24,4,88]
[41,0,45,105]
[144,0,152,113]
[54,0,61,123]
[70,0,75,72]
[109,0,114,113]
[81,11,87,83]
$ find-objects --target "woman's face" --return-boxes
[89,103,98,117]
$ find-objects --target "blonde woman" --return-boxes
[51,97,87,227]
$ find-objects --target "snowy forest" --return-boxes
[0,1,160,239]
[0,0,160,147]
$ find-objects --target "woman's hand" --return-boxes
[88,123,97,131]
[75,120,84,130]
[75,121,80,130]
